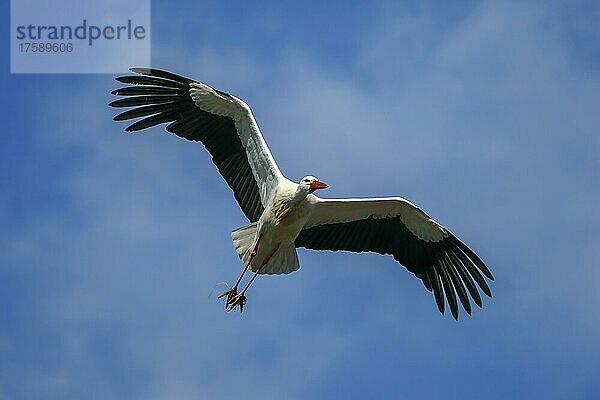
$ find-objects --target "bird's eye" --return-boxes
[304,179,309,182]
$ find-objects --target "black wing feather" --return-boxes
[428,267,445,315]
[115,75,183,88]
[109,95,178,108]
[296,215,493,319]
[437,259,459,320]
[442,252,472,315]
[110,68,264,222]
[111,86,181,96]
[448,248,483,308]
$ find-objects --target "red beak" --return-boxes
[309,180,329,190]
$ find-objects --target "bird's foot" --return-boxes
[227,293,247,313]
[218,286,238,309]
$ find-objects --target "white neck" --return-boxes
[292,185,309,202]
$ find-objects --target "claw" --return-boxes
[227,293,247,313]
[218,287,238,309]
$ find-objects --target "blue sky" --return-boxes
[1,1,599,399]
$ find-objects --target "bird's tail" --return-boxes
[232,223,299,275]
[231,222,258,261]
[257,244,299,275]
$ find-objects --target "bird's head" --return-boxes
[299,175,329,194]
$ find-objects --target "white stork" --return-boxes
[110,68,494,319]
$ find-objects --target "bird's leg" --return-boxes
[218,237,261,308]
[227,245,279,313]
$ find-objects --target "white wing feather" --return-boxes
[305,197,448,242]
[189,82,285,206]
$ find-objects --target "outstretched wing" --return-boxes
[296,197,494,319]
[110,68,286,222]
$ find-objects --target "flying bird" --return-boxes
[110,68,494,319]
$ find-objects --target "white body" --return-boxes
[233,181,314,274]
